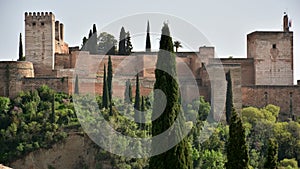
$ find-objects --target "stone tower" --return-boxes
[247,14,293,85]
[25,12,55,76]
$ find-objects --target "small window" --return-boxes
[41,22,44,26]
[32,22,36,26]
[272,44,276,49]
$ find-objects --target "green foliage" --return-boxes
[134,74,141,123]
[102,64,109,109]
[226,108,249,169]
[145,20,151,52]
[124,79,132,103]
[0,86,77,164]
[200,149,225,169]
[98,32,117,55]
[107,55,113,103]
[225,71,233,124]
[279,158,298,169]
[125,31,133,55]
[264,138,279,169]
[74,74,79,94]
[173,40,182,52]
[18,33,25,61]
[149,23,192,169]
[118,27,126,55]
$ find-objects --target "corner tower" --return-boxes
[247,14,293,85]
[25,12,55,76]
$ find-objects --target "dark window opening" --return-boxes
[41,22,44,26]
[272,44,276,49]
[264,92,268,105]
[32,22,36,26]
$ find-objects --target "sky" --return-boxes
[0,0,299,83]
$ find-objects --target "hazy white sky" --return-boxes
[0,0,299,83]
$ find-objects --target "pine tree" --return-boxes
[74,74,79,94]
[264,138,278,169]
[134,74,141,123]
[118,27,126,55]
[124,79,132,103]
[226,108,249,169]
[145,20,151,52]
[18,33,24,61]
[149,23,192,169]
[125,31,133,55]
[107,55,113,104]
[102,65,109,109]
[225,71,233,124]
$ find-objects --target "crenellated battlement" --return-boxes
[24,12,55,24]
[25,12,54,17]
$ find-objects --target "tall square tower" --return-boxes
[25,12,55,76]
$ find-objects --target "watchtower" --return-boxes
[247,14,293,85]
[25,12,55,76]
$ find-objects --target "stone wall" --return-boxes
[0,61,34,98]
[21,77,70,95]
[242,85,300,120]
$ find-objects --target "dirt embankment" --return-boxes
[9,134,102,169]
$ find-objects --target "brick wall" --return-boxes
[242,85,300,120]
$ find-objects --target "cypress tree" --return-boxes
[125,31,133,55]
[145,20,151,52]
[141,96,146,129]
[118,27,126,55]
[134,74,141,123]
[74,74,79,94]
[18,33,24,61]
[264,138,278,169]
[225,71,233,124]
[226,108,249,169]
[51,93,55,123]
[81,36,88,51]
[102,65,109,109]
[107,55,113,104]
[149,23,192,169]
[124,79,132,103]
[90,24,98,54]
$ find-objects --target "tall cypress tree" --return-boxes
[226,108,249,169]
[225,71,233,124]
[264,138,278,169]
[90,24,98,54]
[124,79,132,103]
[125,31,133,55]
[140,96,146,129]
[74,74,79,94]
[18,33,24,61]
[102,65,109,109]
[145,20,151,52]
[134,74,141,123]
[118,27,126,55]
[149,23,192,169]
[107,55,113,104]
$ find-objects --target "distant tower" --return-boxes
[145,20,151,52]
[25,12,55,76]
[247,14,293,85]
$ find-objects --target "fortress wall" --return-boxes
[0,61,34,98]
[55,53,72,69]
[220,58,255,85]
[21,77,70,95]
[242,85,300,120]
